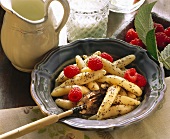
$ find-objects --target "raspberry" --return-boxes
[124,68,137,83]
[100,52,114,62]
[87,57,103,71]
[125,28,139,43]
[166,36,170,44]
[64,65,80,78]
[164,27,170,37]
[154,22,164,33]
[130,38,146,49]
[124,68,147,87]
[135,73,147,87]
[68,87,82,102]
[155,32,168,51]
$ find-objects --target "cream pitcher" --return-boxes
[0,0,70,72]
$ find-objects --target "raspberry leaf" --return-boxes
[159,44,170,70]
[146,29,158,60]
[134,1,156,45]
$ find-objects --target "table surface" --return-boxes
[0,0,169,109]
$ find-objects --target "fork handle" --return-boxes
[0,109,73,139]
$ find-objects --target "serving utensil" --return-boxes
[0,85,104,139]
[0,105,85,139]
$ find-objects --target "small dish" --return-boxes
[31,38,166,130]
[109,0,146,13]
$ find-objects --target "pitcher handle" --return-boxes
[44,0,70,32]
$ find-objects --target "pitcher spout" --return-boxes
[0,0,48,24]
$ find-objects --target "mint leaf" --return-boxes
[134,1,156,45]
[146,29,158,60]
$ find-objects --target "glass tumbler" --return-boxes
[66,0,110,42]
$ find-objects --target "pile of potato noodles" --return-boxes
[51,51,143,120]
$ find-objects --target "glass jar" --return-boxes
[66,0,110,42]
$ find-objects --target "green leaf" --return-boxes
[134,1,156,45]
[146,29,158,60]
[159,44,170,70]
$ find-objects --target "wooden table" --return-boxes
[0,0,169,109]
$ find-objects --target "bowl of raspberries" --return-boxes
[125,22,170,52]
[114,12,170,77]
[31,38,166,130]
[114,12,170,52]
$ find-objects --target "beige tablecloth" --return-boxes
[0,77,170,139]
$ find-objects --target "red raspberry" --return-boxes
[154,22,164,33]
[135,73,147,87]
[124,68,137,83]
[164,27,170,37]
[68,87,82,102]
[130,38,146,49]
[64,65,80,78]
[87,57,103,71]
[100,52,114,62]
[166,36,170,44]
[155,32,168,51]
[125,28,139,43]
